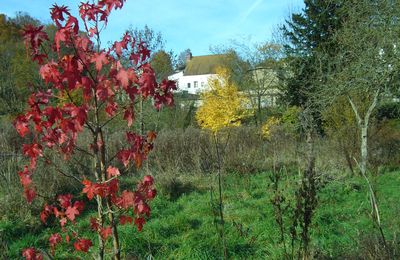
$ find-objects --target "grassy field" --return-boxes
[1,171,399,259]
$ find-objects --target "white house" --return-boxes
[168,53,281,108]
[168,53,226,94]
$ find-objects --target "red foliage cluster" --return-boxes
[16,0,174,258]
[22,248,43,260]
[40,194,85,226]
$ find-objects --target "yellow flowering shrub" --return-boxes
[262,116,281,139]
[196,67,252,133]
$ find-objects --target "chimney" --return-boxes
[186,51,192,62]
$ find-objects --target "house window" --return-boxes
[187,83,191,88]
[201,82,205,87]
[194,81,198,88]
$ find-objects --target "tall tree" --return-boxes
[128,24,164,56]
[15,2,175,259]
[279,1,347,257]
[322,1,400,254]
[151,50,174,82]
[281,0,344,107]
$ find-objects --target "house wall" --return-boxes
[168,72,214,94]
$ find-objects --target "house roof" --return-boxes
[184,54,226,76]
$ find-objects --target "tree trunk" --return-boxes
[99,129,121,260]
[214,134,227,259]
[93,132,105,260]
[348,90,379,176]
[348,91,388,253]
[360,125,368,176]
[257,94,262,124]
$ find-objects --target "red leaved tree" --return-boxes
[15,1,175,259]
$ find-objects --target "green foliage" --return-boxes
[2,171,400,259]
[281,0,345,107]
[151,50,174,82]
[281,106,301,133]
[0,13,40,115]
[376,101,400,121]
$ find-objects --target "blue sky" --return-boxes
[1,0,304,55]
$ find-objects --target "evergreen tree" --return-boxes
[281,0,344,107]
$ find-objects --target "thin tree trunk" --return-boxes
[348,90,379,176]
[360,125,368,176]
[140,96,144,136]
[213,134,227,259]
[257,94,262,125]
[99,129,121,260]
[93,105,105,260]
[348,91,388,254]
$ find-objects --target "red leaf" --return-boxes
[105,101,118,117]
[49,233,62,248]
[22,24,49,54]
[134,217,146,232]
[59,217,67,227]
[18,166,32,188]
[40,62,60,84]
[91,52,108,71]
[123,107,134,127]
[106,166,120,179]
[23,143,43,169]
[40,204,54,223]
[116,68,129,88]
[98,0,125,12]
[89,217,99,231]
[117,149,131,167]
[73,238,93,253]
[116,190,135,209]
[136,202,150,216]
[100,226,112,240]
[14,115,30,137]
[114,41,123,57]
[147,189,157,199]
[96,83,114,101]
[24,188,36,203]
[22,143,43,169]
[57,194,73,209]
[82,179,96,200]
[108,179,119,196]
[119,215,133,225]
[50,4,71,26]
[65,206,79,221]
[22,247,43,260]
[54,29,67,53]
[143,175,154,186]
[70,105,88,126]
[73,200,85,213]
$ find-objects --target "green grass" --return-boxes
[1,171,400,259]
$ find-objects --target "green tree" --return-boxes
[0,13,40,115]
[323,2,400,253]
[151,50,174,82]
[281,0,344,107]
[277,1,347,257]
[128,24,165,55]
